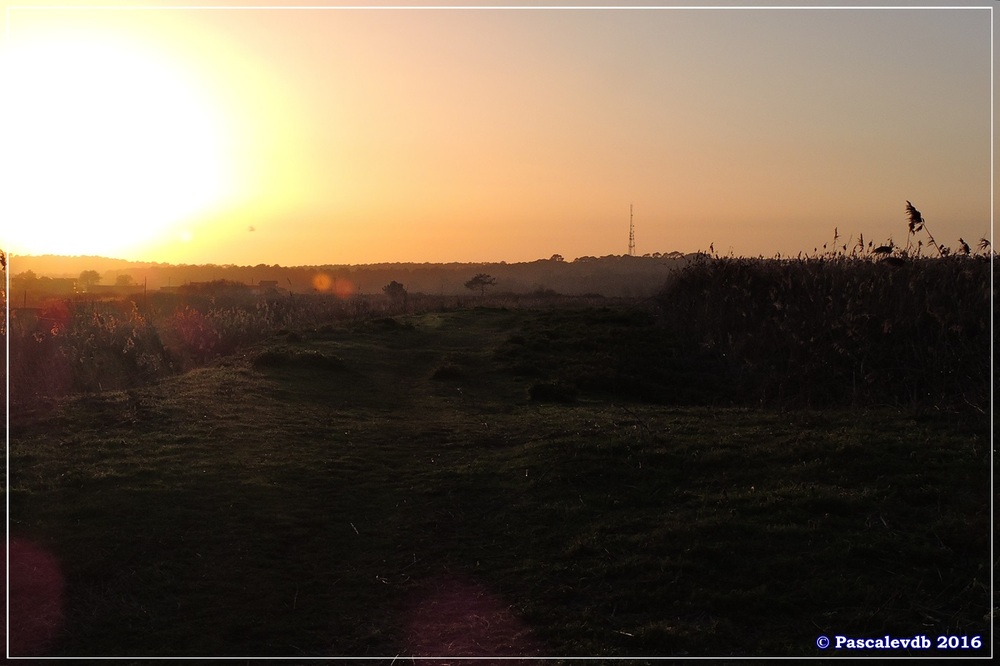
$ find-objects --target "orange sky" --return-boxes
[0,2,993,265]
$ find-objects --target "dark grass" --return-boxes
[7,306,992,659]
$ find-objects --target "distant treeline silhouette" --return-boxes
[9,253,693,303]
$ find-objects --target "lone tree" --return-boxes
[115,274,136,287]
[382,280,407,301]
[78,270,101,292]
[464,273,497,297]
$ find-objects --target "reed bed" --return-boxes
[656,250,993,411]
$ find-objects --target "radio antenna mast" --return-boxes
[628,204,635,256]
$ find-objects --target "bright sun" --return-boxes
[1,26,236,258]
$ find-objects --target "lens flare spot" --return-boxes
[402,574,544,658]
[312,273,332,292]
[333,279,356,298]
[311,273,356,297]
[8,538,66,656]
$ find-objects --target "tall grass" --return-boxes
[8,299,168,403]
[656,247,993,411]
[5,278,618,409]
[5,291,406,407]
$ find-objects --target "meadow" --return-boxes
[4,249,994,660]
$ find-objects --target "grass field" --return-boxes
[7,305,992,659]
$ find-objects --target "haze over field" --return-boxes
[1,1,992,266]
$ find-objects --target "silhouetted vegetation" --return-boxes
[656,209,994,412]
[382,280,407,300]
[465,272,497,296]
[7,291,375,406]
[9,252,693,300]
[5,285,596,408]
[7,211,991,418]
[78,269,101,291]
[381,280,408,313]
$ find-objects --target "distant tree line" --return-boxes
[10,253,696,301]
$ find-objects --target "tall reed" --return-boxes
[657,212,993,411]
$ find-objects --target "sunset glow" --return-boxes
[1,22,237,257]
[1,3,992,265]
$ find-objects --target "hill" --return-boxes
[7,252,694,297]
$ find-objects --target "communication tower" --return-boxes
[628,204,635,256]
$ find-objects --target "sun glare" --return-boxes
[0,27,236,258]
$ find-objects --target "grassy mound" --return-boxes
[251,348,346,371]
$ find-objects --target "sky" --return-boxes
[0,1,993,266]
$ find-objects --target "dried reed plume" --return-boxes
[906,200,944,257]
